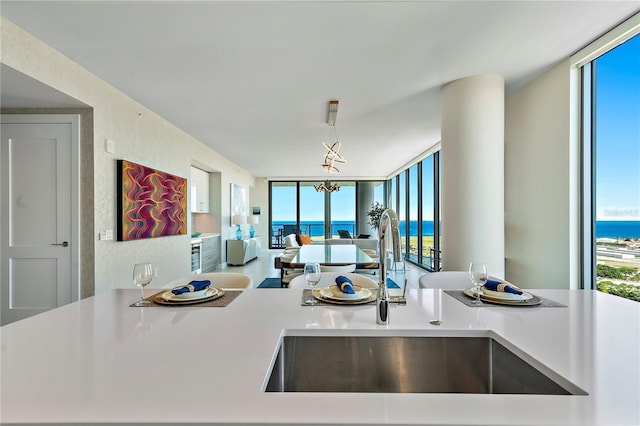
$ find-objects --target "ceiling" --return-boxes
[1,1,638,180]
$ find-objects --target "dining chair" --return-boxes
[272,227,284,248]
[319,264,356,273]
[191,272,253,289]
[288,271,377,289]
[418,271,469,289]
[337,229,352,239]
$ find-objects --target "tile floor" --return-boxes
[223,248,428,289]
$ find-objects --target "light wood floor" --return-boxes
[222,248,427,289]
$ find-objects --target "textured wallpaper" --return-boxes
[2,17,255,295]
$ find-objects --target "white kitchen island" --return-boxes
[1,286,639,425]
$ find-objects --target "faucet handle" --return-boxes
[376,281,390,324]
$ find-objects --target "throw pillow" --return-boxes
[299,235,312,245]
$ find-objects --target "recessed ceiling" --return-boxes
[1,1,637,179]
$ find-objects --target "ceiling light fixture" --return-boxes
[322,100,346,174]
[314,181,341,193]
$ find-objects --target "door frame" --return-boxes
[1,113,81,305]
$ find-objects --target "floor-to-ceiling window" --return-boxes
[330,181,356,238]
[269,151,441,267]
[269,180,379,248]
[421,155,438,269]
[408,164,419,262]
[270,182,297,248]
[386,148,441,271]
[398,171,407,254]
[299,182,325,241]
[582,31,639,302]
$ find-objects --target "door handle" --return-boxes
[52,241,69,247]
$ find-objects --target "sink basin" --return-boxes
[264,332,586,395]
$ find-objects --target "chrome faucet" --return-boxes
[377,209,402,325]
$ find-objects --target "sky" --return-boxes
[595,33,640,221]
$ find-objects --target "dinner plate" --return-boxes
[168,287,211,300]
[319,285,372,301]
[481,287,533,302]
[313,289,376,305]
[463,288,542,306]
[159,287,220,303]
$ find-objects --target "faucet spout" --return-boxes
[377,209,402,325]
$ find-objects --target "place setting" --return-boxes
[128,263,241,308]
[445,262,566,308]
[301,263,377,306]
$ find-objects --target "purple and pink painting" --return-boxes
[117,160,187,241]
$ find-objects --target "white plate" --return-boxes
[162,287,217,302]
[319,285,371,301]
[467,286,533,302]
[463,288,541,306]
[169,287,211,300]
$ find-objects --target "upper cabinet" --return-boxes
[190,167,209,213]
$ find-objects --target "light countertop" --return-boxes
[191,233,220,244]
[1,286,639,425]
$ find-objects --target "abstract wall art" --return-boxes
[117,160,187,241]
[230,183,247,225]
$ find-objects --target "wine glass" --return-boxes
[132,263,153,306]
[468,262,487,306]
[303,262,321,305]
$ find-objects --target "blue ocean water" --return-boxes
[595,221,640,238]
[273,220,640,239]
[273,220,436,237]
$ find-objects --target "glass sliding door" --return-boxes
[299,182,325,242]
[270,182,297,248]
[330,181,356,239]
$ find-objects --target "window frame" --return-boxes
[574,15,639,290]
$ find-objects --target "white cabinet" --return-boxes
[201,235,220,272]
[227,237,261,265]
[190,167,209,213]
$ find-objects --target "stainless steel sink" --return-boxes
[264,333,586,395]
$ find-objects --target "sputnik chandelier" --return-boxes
[314,181,340,193]
[322,100,346,174]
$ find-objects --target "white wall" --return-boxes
[1,17,255,294]
[249,178,270,246]
[505,59,577,289]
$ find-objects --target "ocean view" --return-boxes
[273,220,640,239]
[595,221,640,239]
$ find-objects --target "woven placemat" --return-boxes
[444,290,566,308]
[130,289,243,308]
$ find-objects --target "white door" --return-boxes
[1,115,79,325]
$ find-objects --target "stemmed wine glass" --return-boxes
[304,262,321,305]
[468,262,487,306]
[132,263,154,306]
